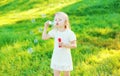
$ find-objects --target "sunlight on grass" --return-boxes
[87,49,120,63]
[0,42,25,54]
[90,27,113,35]
[0,37,53,55]
[0,0,80,26]
[74,49,120,75]
[0,0,12,6]
[96,28,112,35]
[74,61,98,75]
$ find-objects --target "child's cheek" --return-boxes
[54,21,57,25]
[60,21,64,24]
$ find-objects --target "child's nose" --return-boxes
[55,20,59,24]
[56,22,59,25]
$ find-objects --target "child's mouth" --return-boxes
[56,23,59,25]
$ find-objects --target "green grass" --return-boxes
[0,0,120,76]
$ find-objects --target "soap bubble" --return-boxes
[27,47,33,54]
[31,18,36,23]
[34,39,38,44]
[38,27,43,32]
[30,31,33,35]
[41,14,46,18]
[48,20,55,26]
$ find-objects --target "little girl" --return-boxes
[42,12,77,76]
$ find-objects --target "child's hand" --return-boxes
[58,42,67,48]
[58,42,76,48]
[44,21,50,29]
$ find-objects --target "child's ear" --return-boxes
[64,20,67,29]
[65,25,67,29]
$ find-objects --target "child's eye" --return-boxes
[59,19,62,21]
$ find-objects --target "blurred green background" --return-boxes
[0,0,120,76]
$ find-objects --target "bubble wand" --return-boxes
[58,38,62,48]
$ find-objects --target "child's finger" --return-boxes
[58,42,63,47]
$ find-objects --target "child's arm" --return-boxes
[59,40,77,49]
[42,21,51,40]
[69,40,77,48]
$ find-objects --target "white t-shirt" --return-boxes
[48,29,76,71]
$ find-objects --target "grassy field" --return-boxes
[0,0,120,76]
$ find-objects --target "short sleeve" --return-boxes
[69,31,76,41]
[48,29,56,38]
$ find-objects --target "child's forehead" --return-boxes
[54,14,65,19]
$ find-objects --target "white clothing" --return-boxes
[48,29,76,71]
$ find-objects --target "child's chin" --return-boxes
[55,25,59,27]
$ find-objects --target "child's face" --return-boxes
[54,14,66,28]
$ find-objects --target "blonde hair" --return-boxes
[54,12,71,30]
